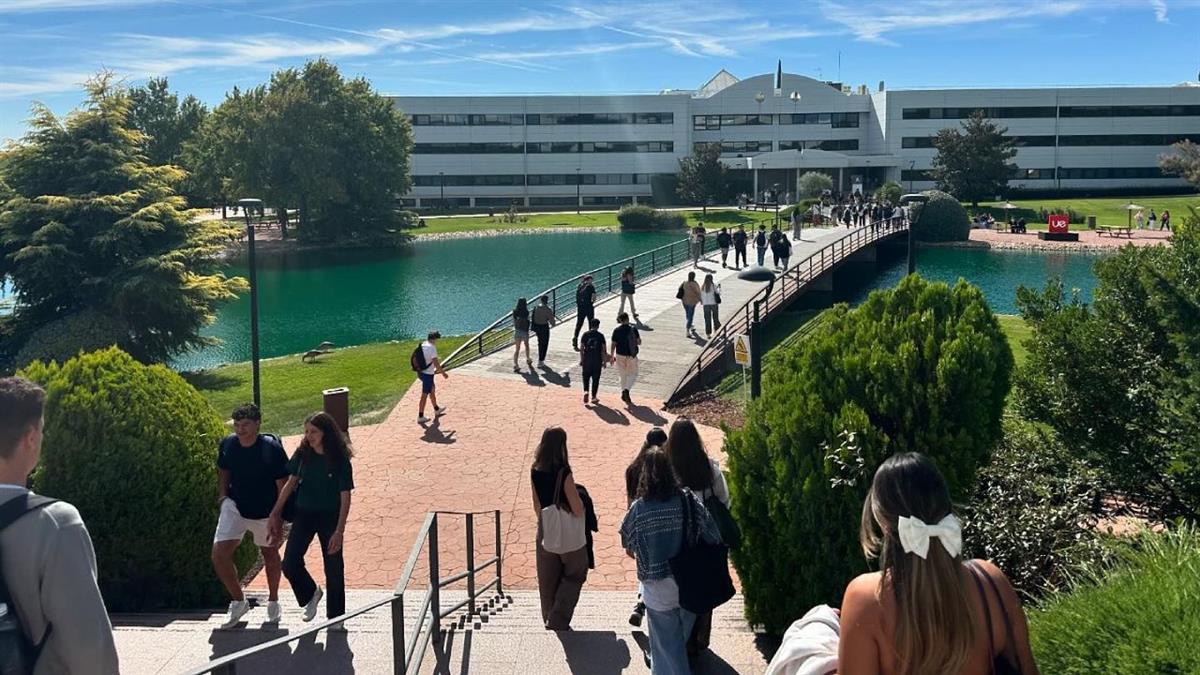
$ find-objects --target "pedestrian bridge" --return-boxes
[443,220,909,404]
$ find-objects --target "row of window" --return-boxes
[902,105,1200,120]
[409,195,642,207]
[779,139,860,151]
[409,112,675,126]
[411,173,654,187]
[902,133,1200,149]
[692,113,861,130]
[412,141,674,154]
[901,166,1168,181]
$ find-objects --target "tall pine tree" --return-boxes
[675,143,729,214]
[0,73,245,365]
[930,110,1017,206]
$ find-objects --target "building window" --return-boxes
[1058,167,1166,180]
[902,135,1054,148]
[412,174,525,186]
[525,141,673,153]
[474,197,523,206]
[528,196,579,206]
[779,139,859,151]
[1059,105,1200,118]
[693,140,773,154]
[409,114,524,126]
[691,114,773,130]
[582,196,634,205]
[900,169,934,181]
[413,142,523,154]
[526,112,674,125]
[398,198,417,207]
[1010,168,1056,179]
[1057,134,1200,146]
[830,113,860,128]
[901,136,935,149]
[901,106,1056,120]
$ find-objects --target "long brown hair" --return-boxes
[296,411,354,466]
[664,418,714,493]
[531,426,570,474]
[861,453,975,675]
[636,447,679,502]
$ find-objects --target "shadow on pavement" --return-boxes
[540,366,572,388]
[420,418,457,444]
[519,369,548,387]
[626,404,667,426]
[555,630,632,674]
[204,628,355,674]
[590,402,630,426]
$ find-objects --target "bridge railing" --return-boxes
[183,510,503,675]
[442,234,719,370]
[665,219,907,404]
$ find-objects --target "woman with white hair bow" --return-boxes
[767,453,1039,675]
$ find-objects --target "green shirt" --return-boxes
[287,451,354,513]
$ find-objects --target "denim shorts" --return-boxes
[418,372,435,393]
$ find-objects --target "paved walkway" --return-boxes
[456,226,852,400]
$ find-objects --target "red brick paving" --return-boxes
[250,373,726,592]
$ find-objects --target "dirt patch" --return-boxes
[665,390,746,430]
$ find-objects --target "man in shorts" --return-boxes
[214,403,288,627]
[417,330,449,425]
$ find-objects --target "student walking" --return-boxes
[572,275,597,351]
[1148,209,1157,230]
[678,272,702,338]
[270,412,355,626]
[214,403,288,627]
[768,225,784,268]
[791,208,802,240]
[774,233,793,270]
[755,225,768,266]
[700,274,721,337]
[0,377,119,674]
[732,225,748,268]
[578,318,608,405]
[838,453,1039,674]
[531,295,556,367]
[621,447,721,674]
[414,331,448,425]
[664,418,731,662]
[618,266,639,321]
[691,223,706,267]
[1135,209,1146,230]
[611,312,641,404]
[716,228,732,268]
[1161,209,1171,230]
[531,427,589,631]
[512,298,533,372]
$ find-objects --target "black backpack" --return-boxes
[0,493,59,675]
[581,332,605,362]
[410,345,428,372]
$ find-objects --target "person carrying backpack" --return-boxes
[412,331,449,425]
[610,312,641,405]
[755,225,768,266]
[0,377,118,674]
[716,228,732,269]
[578,319,608,405]
[531,295,556,368]
[572,275,597,351]
[732,225,748,269]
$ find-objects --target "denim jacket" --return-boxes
[619,488,721,582]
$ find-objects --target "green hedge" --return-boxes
[725,275,1013,633]
[616,205,686,230]
[874,181,903,205]
[912,189,971,242]
[20,347,256,611]
[1030,527,1200,673]
[13,308,133,369]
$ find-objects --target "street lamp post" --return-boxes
[737,265,777,399]
[439,172,445,211]
[908,160,916,193]
[238,198,265,408]
[900,193,928,276]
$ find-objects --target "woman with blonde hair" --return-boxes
[838,453,1038,675]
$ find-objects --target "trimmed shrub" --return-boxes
[19,347,256,611]
[874,180,903,205]
[964,418,1112,600]
[725,275,1013,633]
[616,205,686,230]
[13,308,133,369]
[798,171,833,198]
[1036,206,1084,224]
[911,189,971,242]
[1029,526,1200,673]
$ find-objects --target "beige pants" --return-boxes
[614,355,639,391]
[536,540,589,630]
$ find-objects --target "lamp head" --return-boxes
[754,92,766,104]
[899,193,928,206]
[737,266,777,283]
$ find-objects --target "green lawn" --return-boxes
[414,208,784,235]
[998,315,1032,367]
[971,194,1199,231]
[184,336,468,436]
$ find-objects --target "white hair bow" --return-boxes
[897,514,962,559]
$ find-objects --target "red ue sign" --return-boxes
[1048,214,1070,233]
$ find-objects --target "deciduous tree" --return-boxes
[931,110,1016,206]
[675,143,729,214]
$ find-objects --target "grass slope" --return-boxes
[973,194,1199,231]
[415,208,786,235]
[185,336,468,436]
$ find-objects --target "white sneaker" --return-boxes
[417,415,430,424]
[434,405,448,417]
[266,600,281,624]
[303,586,323,622]
[222,600,250,628]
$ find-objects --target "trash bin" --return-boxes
[1087,215,1096,229]
[323,387,350,434]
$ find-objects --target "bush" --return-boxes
[13,308,134,369]
[616,205,686,230]
[1029,526,1200,674]
[874,181,903,205]
[798,171,833,198]
[964,418,1112,600]
[725,275,1013,633]
[911,189,971,242]
[1036,206,1084,224]
[19,347,256,611]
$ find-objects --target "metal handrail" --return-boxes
[441,233,722,370]
[185,509,503,675]
[665,219,908,404]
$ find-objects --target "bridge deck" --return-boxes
[453,226,855,401]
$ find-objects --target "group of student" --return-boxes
[1134,208,1170,230]
[531,418,731,673]
[703,222,796,272]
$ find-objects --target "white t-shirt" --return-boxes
[420,341,438,375]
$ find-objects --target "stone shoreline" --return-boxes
[410,225,619,241]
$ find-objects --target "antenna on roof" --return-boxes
[775,60,783,96]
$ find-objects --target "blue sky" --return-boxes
[1,0,1199,142]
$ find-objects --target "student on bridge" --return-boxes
[610,312,641,405]
[716,228,732,269]
[732,225,748,268]
[700,274,722,338]
[572,275,597,352]
[755,225,769,266]
[578,318,607,405]
[678,272,702,338]
[512,298,533,373]
[531,295,556,368]
[531,427,589,631]
[618,267,639,322]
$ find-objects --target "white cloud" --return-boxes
[1150,0,1169,22]
[819,0,1087,42]
[0,0,158,12]
[0,68,89,98]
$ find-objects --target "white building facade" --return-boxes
[392,70,1200,209]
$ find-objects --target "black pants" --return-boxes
[283,509,345,619]
[532,323,550,361]
[581,366,601,397]
[734,246,747,267]
[720,246,729,266]
[573,305,594,342]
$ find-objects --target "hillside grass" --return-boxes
[413,208,785,235]
[184,336,468,436]
[973,194,1199,231]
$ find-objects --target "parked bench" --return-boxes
[1097,225,1133,238]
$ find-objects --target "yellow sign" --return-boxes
[733,333,751,366]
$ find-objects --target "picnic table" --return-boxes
[1097,225,1133,238]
